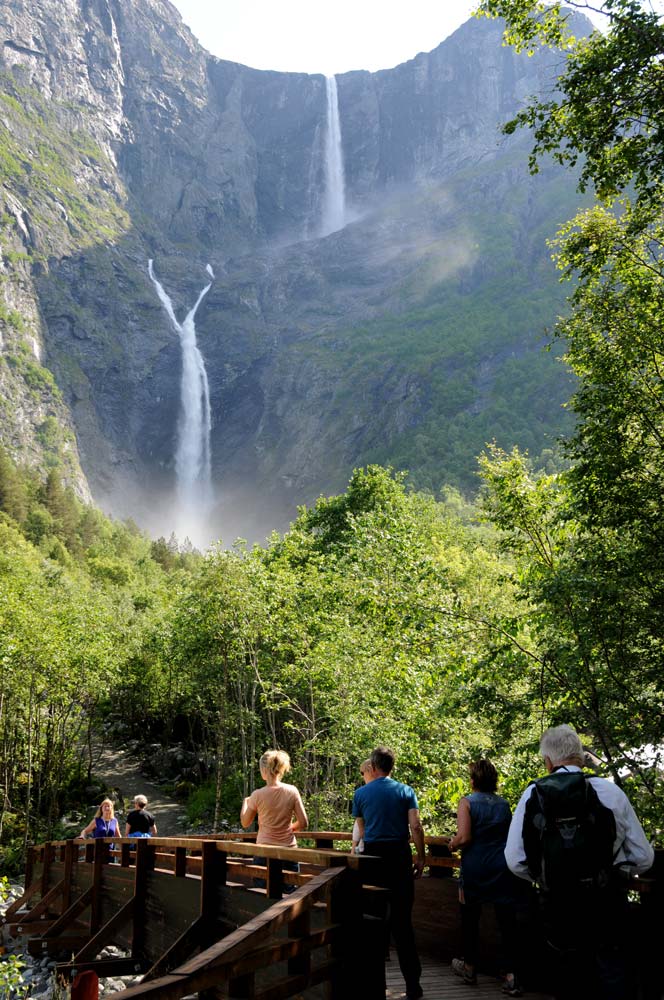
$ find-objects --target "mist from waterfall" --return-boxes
[320,75,346,236]
[148,259,214,546]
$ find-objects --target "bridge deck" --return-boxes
[386,954,554,1000]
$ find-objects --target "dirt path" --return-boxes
[88,741,185,837]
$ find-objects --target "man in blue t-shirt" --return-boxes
[352,746,425,1000]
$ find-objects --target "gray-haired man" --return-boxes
[505,725,653,999]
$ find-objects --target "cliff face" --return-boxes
[0,0,587,541]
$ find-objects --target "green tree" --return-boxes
[474,0,664,830]
[476,0,664,219]
[0,446,27,522]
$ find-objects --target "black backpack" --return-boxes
[522,770,617,893]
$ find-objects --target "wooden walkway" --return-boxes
[386,954,554,999]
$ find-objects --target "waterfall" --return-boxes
[148,259,213,543]
[320,75,346,236]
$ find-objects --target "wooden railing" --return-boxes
[5,833,659,998]
[4,835,390,999]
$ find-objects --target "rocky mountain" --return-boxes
[0,0,588,543]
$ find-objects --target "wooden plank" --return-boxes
[295,831,353,843]
[286,909,310,977]
[7,918,60,936]
[178,868,345,975]
[90,839,107,935]
[131,838,155,960]
[141,916,205,981]
[253,960,337,1000]
[175,847,187,878]
[117,868,345,999]
[185,856,202,876]
[201,841,227,923]
[222,926,339,996]
[5,879,64,925]
[211,840,352,868]
[266,858,284,900]
[40,843,54,897]
[62,840,75,913]
[1,879,43,922]
[42,887,93,939]
[228,927,337,976]
[427,855,459,867]
[386,954,556,1000]
[28,934,90,957]
[56,956,150,981]
[74,897,136,962]
[23,845,35,892]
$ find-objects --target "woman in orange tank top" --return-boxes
[240,749,308,846]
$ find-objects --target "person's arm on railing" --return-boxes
[352,817,365,853]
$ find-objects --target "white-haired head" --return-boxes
[540,724,585,768]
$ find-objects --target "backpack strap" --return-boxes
[583,774,620,865]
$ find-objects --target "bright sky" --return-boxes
[168,2,661,76]
[169,0,492,76]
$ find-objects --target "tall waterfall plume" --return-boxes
[148,259,214,545]
[320,75,346,236]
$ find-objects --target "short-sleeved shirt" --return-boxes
[246,783,305,847]
[126,808,155,834]
[352,776,418,843]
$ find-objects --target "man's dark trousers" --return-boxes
[542,884,632,1000]
[364,839,421,995]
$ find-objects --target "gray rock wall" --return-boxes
[0,0,589,539]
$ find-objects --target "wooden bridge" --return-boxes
[2,832,661,999]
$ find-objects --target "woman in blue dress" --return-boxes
[79,798,120,843]
[449,759,523,996]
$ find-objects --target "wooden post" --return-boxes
[199,843,227,1000]
[90,839,107,936]
[200,841,227,940]
[330,868,385,1000]
[266,858,284,900]
[62,840,75,914]
[24,844,35,893]
[131,839,155,961]
[40,842,53,897]
[175,847,186,878]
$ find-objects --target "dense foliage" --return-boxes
[475,0,664,828]
[0,453,563,863]
[1,0,663,874]
[111,466,547,832]
[0,449,195,868]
